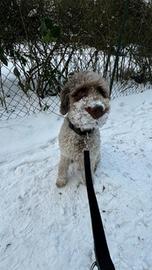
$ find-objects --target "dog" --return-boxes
[56,71,110,187]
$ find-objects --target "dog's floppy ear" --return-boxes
[60,87,70,115]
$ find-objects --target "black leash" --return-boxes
[84,150,115,270]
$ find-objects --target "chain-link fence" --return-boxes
[0,49,151,120]
[0,60,61,120]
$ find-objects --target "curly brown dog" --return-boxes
[56,71,110,187]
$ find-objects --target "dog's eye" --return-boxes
[96,86,108,98]
[72,87,88,102]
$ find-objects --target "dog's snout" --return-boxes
[85,105,106,119]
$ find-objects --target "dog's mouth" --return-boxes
[85,106,108,119]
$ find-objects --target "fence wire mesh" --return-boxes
[0,59,151,121]
[0,62,60,120]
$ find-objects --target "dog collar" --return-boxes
[67,119,94,136]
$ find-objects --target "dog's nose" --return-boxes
[94,105,104,111]
[85,105,105,119]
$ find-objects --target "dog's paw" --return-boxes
[56,178,68,188]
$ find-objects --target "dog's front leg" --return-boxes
[56,155,70,187]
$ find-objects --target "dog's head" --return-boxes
[60,71,110,130]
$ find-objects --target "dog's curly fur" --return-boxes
[56,71,110,187]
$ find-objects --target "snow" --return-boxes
[0,90,152,270]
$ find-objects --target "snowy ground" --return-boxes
[0,90,152,270]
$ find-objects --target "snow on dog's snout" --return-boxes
[68,96,109,130]
[86,99,105,110]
